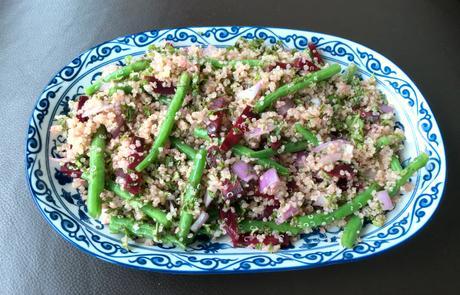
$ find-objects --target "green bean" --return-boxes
[170,137,197,160]
[389,153,429,197]
[390,155,403,172]
[254,64,341,113]
[108,85,133,96]
[295,123,319,146]
[103,60,150,82]
[375,133,405,150]
[193,127,210,140]
[109,216,186,249]
[82,172,171,227]
[232,144,276,158]
[283,141,310,153]
[85,60,150,96]
[231,145,290,176]
[340,215,364,248]
[178,149,207,241]
[136,72,191,171]
[239,183,380,233]
[207,58,264,69]
[344,63,358,84]
[87,126,107,218]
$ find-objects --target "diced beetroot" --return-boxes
[308,43,324,65]
[76,95,89,122]
[268,62,289,71]
[115,168,142,195]
[220,105,257,152]
[292,58,320,72]
[286,180,298,193]
[207,113,223,138]
[269,140,282,150]
[326,163,355,191]
[127,153,144,170]
[206,145,220,168]
[360,110,380,123]
[209,97,228,110]
[145,76,175,95]
[60,162,82,178]
[219,208,239,245]
[131,136,147,153]
[221,179,244,201]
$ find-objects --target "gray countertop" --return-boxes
[1,0,459,294]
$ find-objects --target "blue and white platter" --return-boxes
[25,26,446,273]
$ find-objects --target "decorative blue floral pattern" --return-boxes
[25,26,446,273]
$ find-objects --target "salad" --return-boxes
[52,38,428,251]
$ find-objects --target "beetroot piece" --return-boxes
[219,208,239,245]
[261,196,280,219]
[326,163,355,191]
[115,168,142,195]
[76,95,89,122]
[292,58,320,72]
[221,179,244,201]
[131,136,147,153]
[269,140,282,151]
[127,153,144,170]
[308,43,324,65]
[206,145,220,168]
[145,76,175,95]
[60,162,82,178]
[268,62,289,71]
[220,105,257,152]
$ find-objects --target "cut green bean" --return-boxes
[193,127,210,140]
[82,173,171,228]
[295,123,319,146]
[390,155,403,172]
[375,133,405,150]
[178,149,207,241]
[136,72,191,171]
[239,183,380,233]
[108,85,133,96]
[109,216,186,249]
[232,144,276,159]
[85,60,150,96]
[283,141,310,153]
[254,64,341,113]
[170,137,197,160]
[389,153,429,197]
[340,215,364,248]
[87,126,107,218]
[231,145,289,176]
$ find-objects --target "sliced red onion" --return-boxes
[203,191,214,207]
[380,104,394,113]
[259,168,280,194]
[231,161,257,183]
[190,212,209,232]
[313,195,328,207]
[376,190,394,211]
[276,202,300,224]
[276,99,295,116]
[109,114,125,138]
[312,139,349,153]
[295,151,308,168]
[246,127,264,139]
[236,81,263,100]
[82,104,113,118]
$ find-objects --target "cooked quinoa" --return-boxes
[52,38,425,251]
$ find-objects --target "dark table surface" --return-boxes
[1,0,459,294]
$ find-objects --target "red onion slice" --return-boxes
[376,190,394,210]
[236,81,263,100]
[190,212,209,232]
[380,104,394,113]
[259,168,280,194]
[231,161,257,183]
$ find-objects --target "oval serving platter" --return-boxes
[25,26,446,273]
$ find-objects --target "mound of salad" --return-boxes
[52,38,428,251]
